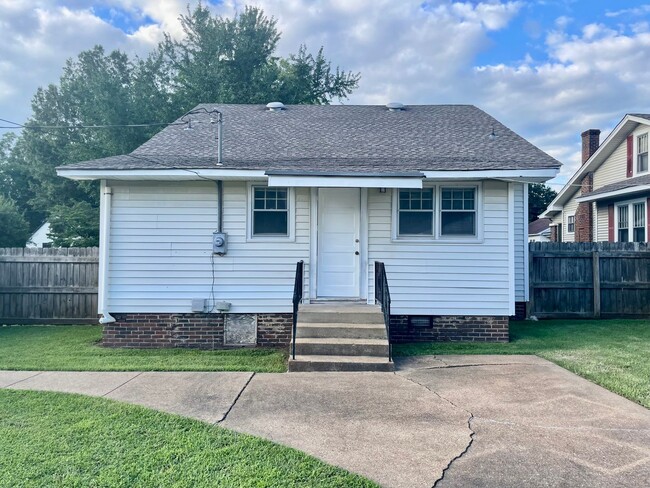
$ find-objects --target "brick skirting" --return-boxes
[389,315,509,343]
[103,313,291,349]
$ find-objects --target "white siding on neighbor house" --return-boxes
[596,203,609,242]
[593,139,627,190]
[108,181,310,313]
[562,190,580,242]
[366,180,511,316]
[513,183,527,302]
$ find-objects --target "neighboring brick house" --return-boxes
[542,114,650,243]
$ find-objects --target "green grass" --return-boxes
[0,326,287,372]
[394,319,650,408]
[0,389,376,488]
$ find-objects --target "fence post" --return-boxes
[592,250,601,318]
[528,244,535,317]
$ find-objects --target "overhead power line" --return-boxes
[0,117,187,130]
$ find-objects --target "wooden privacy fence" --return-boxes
[0,247,99,324]
[529,242,650,318]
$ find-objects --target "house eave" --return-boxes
[56,168,268,181]
[575,184,650,203]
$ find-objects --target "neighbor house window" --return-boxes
[567,215,575,233]
[252,187,288,235]
[638,133,648,173]
[617,200,647,242]
[398,189,434,236]
[618,205,629,242]
[633,202,646,242]
[440,187,476,236]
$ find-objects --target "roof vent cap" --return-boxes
[386,102,405,111]
[266,102,285,112]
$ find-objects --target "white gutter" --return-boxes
[576,184,650,203]
[267,175,423,188]
[421,168,559,181]
[56,168,268,181]
[98,180,115,324]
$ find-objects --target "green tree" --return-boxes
[528,183,557,221]
[0,195,30,247]
[7,4,359,246]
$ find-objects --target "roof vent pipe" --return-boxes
[266,102,285,112]
[386,102,405,111]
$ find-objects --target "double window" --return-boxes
[638,133,648,174]
[567,215,575,233]
[617,201,646,242]
[252,186,289,236]
[396,186,478,239]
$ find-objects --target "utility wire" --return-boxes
[0,117,187,130]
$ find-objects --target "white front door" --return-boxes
[317,188,360,298]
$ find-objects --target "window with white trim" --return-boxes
[252,186,289,236]
[567,215,575,233]
[398,189,434,236]
[638,133,648,173]
[617,200,646,242]
[440,187,476,236]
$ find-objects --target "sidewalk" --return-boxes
[3,355,650,488]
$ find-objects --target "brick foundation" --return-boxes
[103,313,291,349]
[389,315,509,343]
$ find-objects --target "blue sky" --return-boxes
[2,1,650,191]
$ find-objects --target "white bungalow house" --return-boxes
[57,103,560,370]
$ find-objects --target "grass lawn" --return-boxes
[394,319,650,409]
[0,389,375,488]
[0,326,287,373]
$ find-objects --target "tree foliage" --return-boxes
[1,4,359,246]
[0,195,30,247]
[528,183,557,222]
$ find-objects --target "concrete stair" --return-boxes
[288,303,394,372]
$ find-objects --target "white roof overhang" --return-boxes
[576,185,650,203]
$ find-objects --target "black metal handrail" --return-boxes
[291,260,304,360]
[374,261,392,362]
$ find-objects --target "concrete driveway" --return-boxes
[2,355,650,487]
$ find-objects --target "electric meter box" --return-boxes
[213,232,228,254]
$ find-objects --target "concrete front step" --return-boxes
[296,322,387,340]
[298,304,384,324]
[288,355,395,372]
[294,337,389,357]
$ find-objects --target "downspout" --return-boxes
[98,180,115,324]
[217,179,223,232]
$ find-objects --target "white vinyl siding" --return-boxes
[108,181,310,313]
[367,180,511,316]
[593,139,627,190]
[596,204,609,241]
[513,183,526,302]
[562,190,579,242]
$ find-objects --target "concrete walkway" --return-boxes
[2,356,650,487]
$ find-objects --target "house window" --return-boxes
[618,205,629,242]
[617,200,646,242]
[633,202,646,242]
[567,215,575,233]
[440,187,476,236]
[638,133,648,173]
[398,189,434,236]
[252,187,288,235]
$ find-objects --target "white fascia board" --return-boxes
[267,175,423,188]
[421,169,559,182]
[576,184,650,203]
[56,168,268,181]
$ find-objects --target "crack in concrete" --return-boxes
[217,372,255,424]
[399,372,476,488]
[1,371,43,388]
[397,360,541,372]
[102,372,143,397]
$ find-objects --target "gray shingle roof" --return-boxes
[528,218,551,235]
[58,104,561,173]
[630,113,650,121]
[584,173,650,198]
